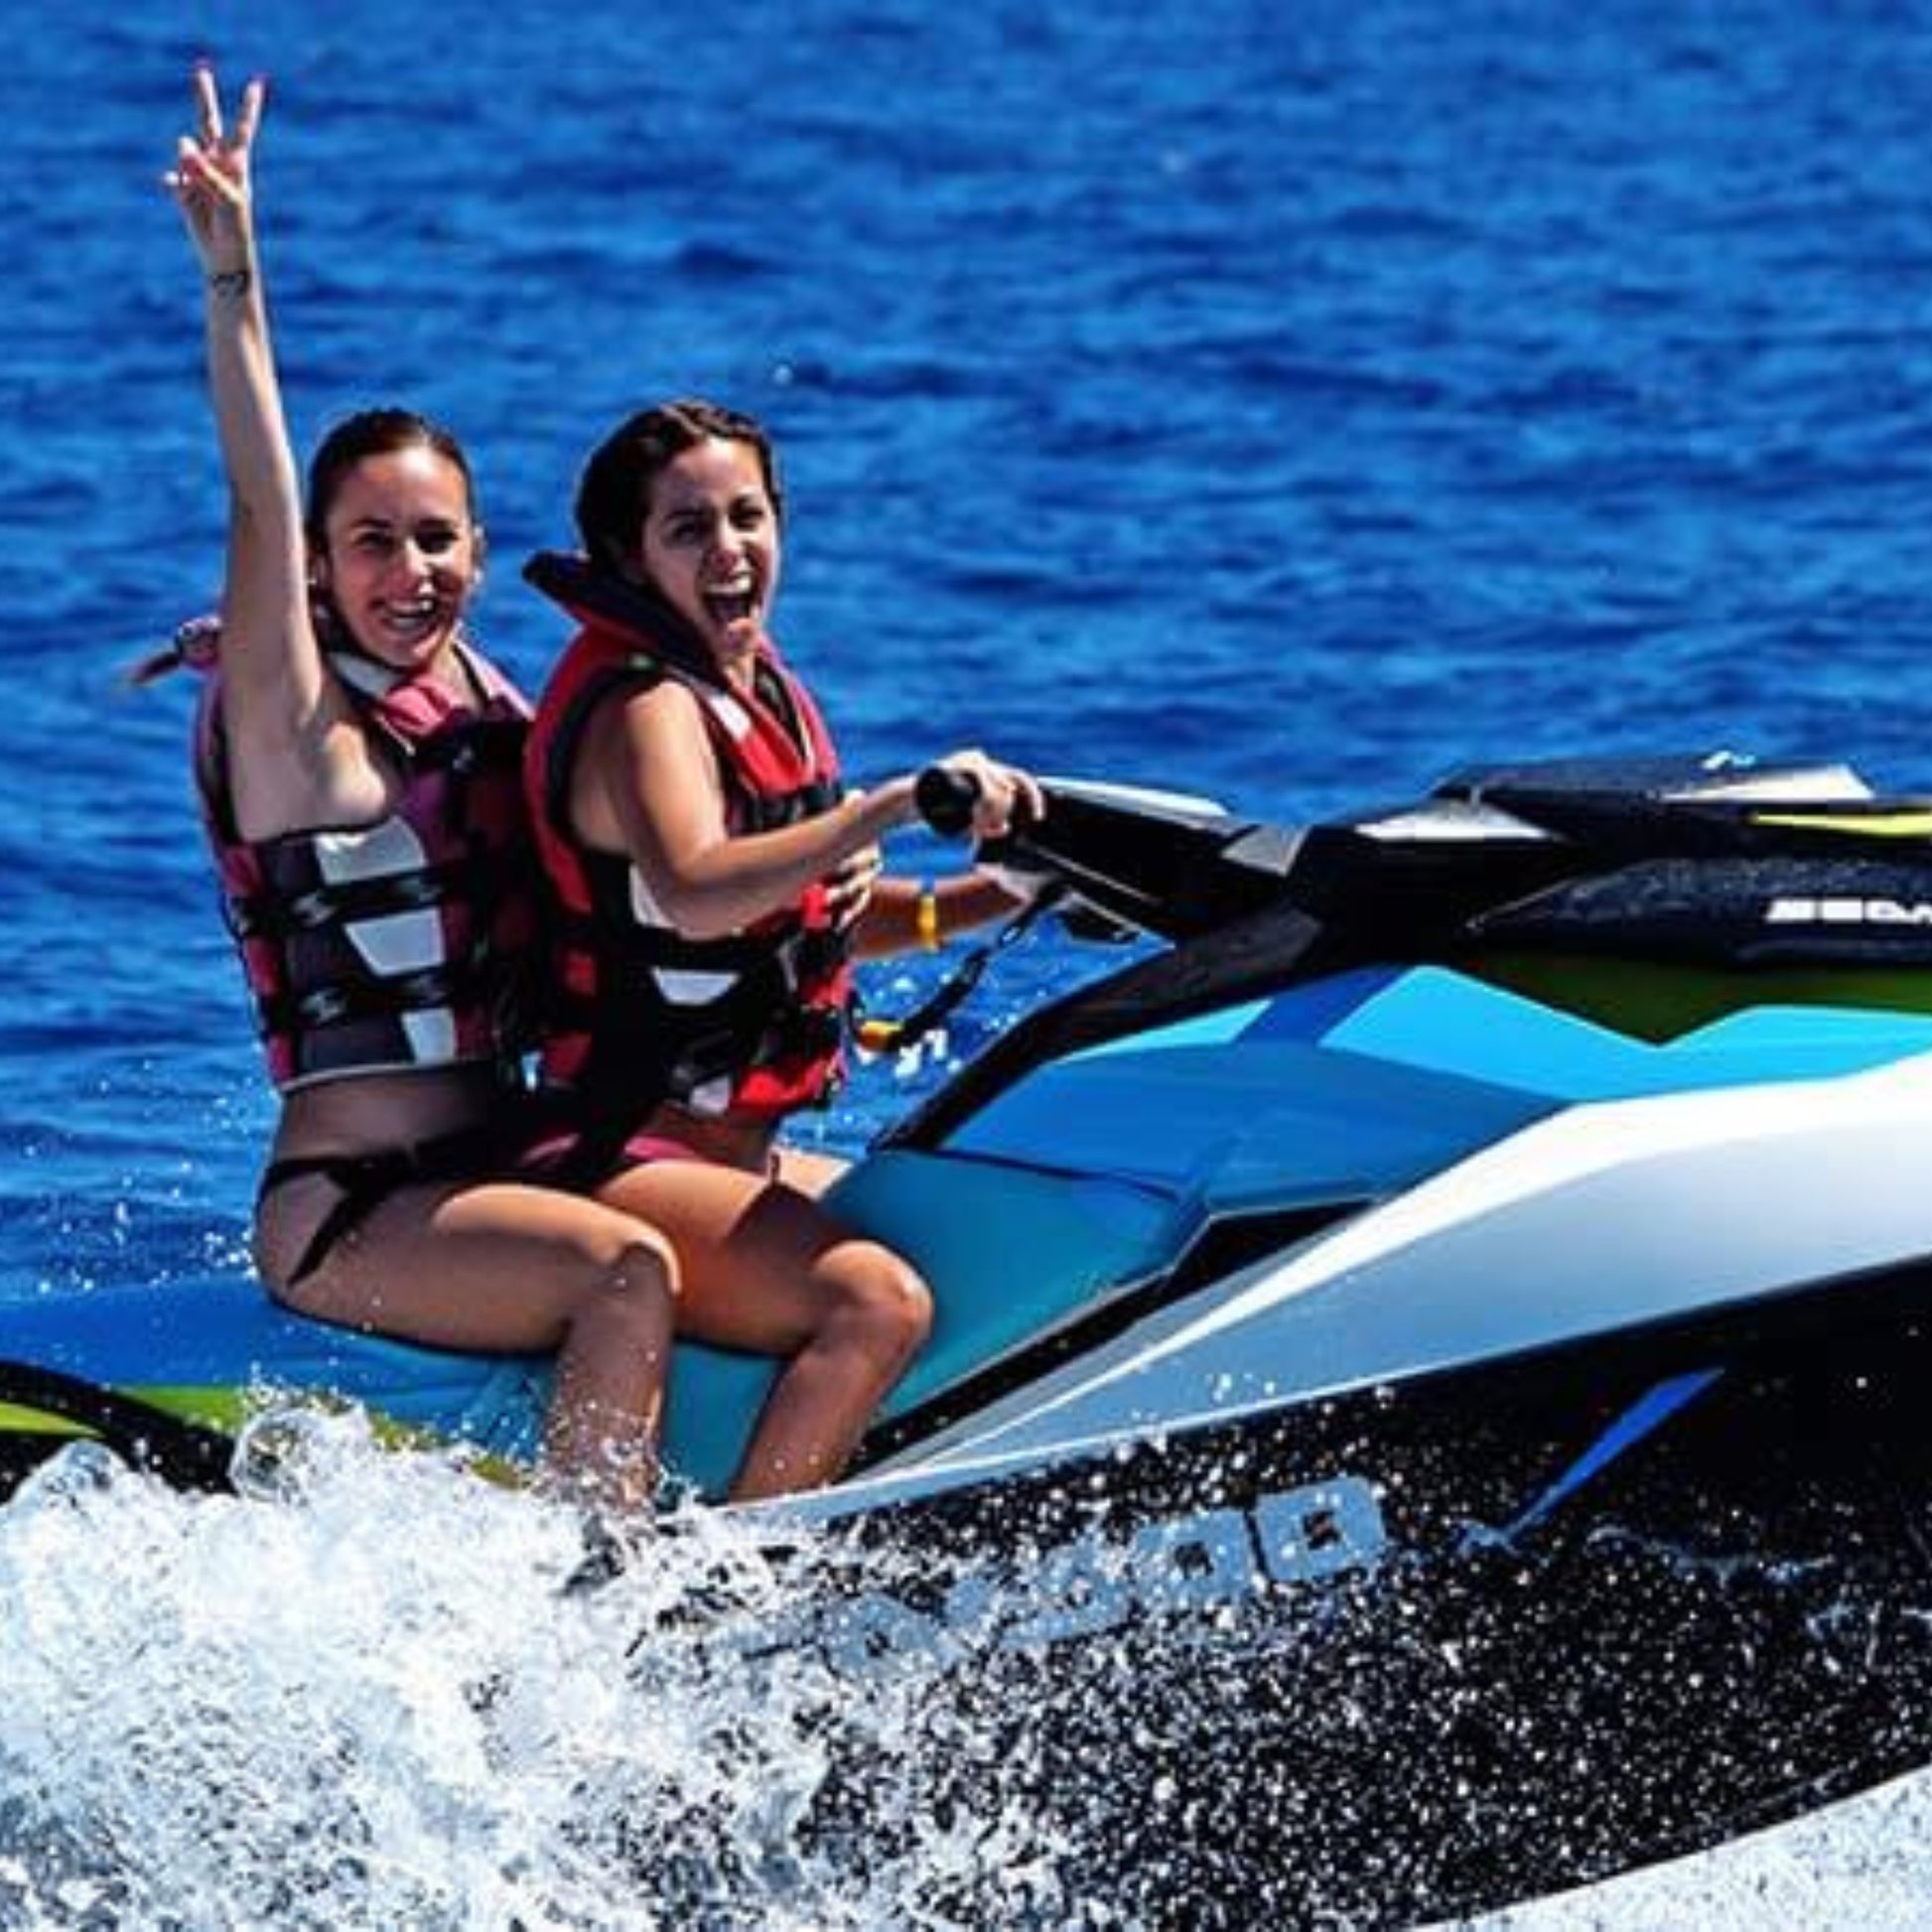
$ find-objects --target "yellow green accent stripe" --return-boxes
[1,1384,532,1489]
[1752,810,1932,839]
[0,1401,90,1438]
[0,1386,243,1438]
[1467,951,1932,1041]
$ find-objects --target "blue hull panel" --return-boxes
[10,969,1931,1495]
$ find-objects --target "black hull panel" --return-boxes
[6,1267,1930,1921]
[795,1269,1932,1924]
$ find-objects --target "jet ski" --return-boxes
[11,749,1932,1923]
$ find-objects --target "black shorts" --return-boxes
[257,1120,518,1288]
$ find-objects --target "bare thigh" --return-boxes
[265,1172,669,1356]
[596,1160,889,1355]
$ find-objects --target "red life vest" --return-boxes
[195,640,539,1091]
[522,552,852,1137]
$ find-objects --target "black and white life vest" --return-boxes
[195,641,539,1091]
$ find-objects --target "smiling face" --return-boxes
[633,436,782,664]
[311,446,482,671]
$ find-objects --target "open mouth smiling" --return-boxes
[704,587,759,629]
[375,595,449,641]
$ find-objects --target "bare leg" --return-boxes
[261,1173,680,1515]
[596,1161,931,1501]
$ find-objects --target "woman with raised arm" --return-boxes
[159,65,680,1515]
[522,399,1044,1498]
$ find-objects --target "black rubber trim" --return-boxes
[0,1360,236,1494]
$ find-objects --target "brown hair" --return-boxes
[574,398,783,577]
[305,407,479,553]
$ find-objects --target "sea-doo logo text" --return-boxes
[820,1474,1387,1672]
[1766,897,1932,927]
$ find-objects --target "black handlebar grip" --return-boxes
[914,764,981,837]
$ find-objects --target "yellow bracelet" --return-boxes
[916,883,941,952]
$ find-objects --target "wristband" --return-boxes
[916,883,941,952]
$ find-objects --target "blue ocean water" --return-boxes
[7,1,1932,1923]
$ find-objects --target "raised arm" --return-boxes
[166,67,361,837]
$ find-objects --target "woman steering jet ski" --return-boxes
[520,400,1043,1498]
[153,64,681,1516]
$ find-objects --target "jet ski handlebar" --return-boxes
[913,763,983,838]
[914,766,1261,941]
[919,754,1928,952]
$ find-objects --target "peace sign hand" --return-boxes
[163,64,265,282]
